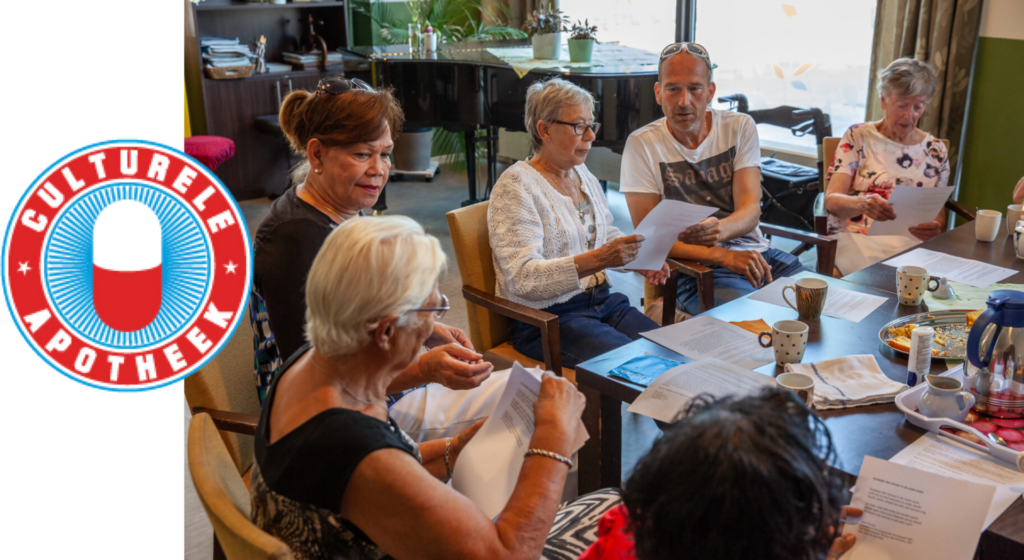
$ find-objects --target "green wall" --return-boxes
[957,36,1024,216]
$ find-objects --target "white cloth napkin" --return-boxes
[784,355,907,410]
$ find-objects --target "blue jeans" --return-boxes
[509,283,659,370]
[676,248,806,316]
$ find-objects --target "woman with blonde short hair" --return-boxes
[824,58,951,275]
[251,216,619,559]
[488,77,667,370]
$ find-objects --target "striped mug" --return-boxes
[782,278,828,320]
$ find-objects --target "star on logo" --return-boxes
[224,261,238,274]
[17,262,31,275]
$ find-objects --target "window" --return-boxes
[559,0,677,57]
[695,0,877,155]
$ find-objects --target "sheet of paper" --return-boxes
[641,315,775,369]
[867,186,955,239]
[451,362,588,519]
[629,200,718,270]
[844,456,994,560]
[882,248,1017,288]
[627,357,774,422]
[890,433,1024,530]
[745,277,888,323]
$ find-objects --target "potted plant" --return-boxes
[567,19,597,63]
[522,3,568,60]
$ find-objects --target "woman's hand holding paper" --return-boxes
[908,220,942,241]
[860,193,897,222]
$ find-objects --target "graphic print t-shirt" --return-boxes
[620,109,768,253]
[825,123,950,235]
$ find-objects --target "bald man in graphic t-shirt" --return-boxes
[621,43,805,315]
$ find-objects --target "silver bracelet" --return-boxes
[444,437,453,479]
[524,448,573,469]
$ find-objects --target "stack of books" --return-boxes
[282,51,344,65]
[201,37,253,68]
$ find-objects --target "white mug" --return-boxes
[975,210,1001,242]
[758,320,809,365]
[1007,204,1023,236]
[776,372,815,407]
[896,265,940,306]
[1015,221,1024,260]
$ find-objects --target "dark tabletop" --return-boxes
[575,269,1024,553]
[842,220,1024,294]
[344,40,659,76]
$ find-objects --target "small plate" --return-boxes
[878,309,977,360]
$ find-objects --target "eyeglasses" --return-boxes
[659,42,717,72]
[316,77,375,96]
[404,293,449,320]
[551,120,602,136]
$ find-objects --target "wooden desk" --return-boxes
[842,221,1024,294]
[576,270,1024,557]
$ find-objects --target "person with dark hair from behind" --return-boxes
[579,389,862,560]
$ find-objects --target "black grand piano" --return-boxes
[345,40,662,206]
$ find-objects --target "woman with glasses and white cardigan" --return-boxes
[488,77,668,370]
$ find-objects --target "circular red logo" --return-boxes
[3,141,252,390]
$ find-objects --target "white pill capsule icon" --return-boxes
[92,200,162,331]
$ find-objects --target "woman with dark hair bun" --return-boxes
[580,389,862,560]
[251,78,503,441]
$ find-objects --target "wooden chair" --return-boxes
[814,137,974,235]
[184,321,261,475]
[188,413,293,560]
[446,202,573,379]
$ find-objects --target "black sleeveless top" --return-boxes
[250,344,421,559]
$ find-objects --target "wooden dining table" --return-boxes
[575,224,1024,557]
[843,220,1024,294]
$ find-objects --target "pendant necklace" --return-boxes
[309,354,389,415]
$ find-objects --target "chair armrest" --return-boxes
[666,257,712,277]
[760,223,832,246]
[462,285,558,326]
[945,199,976,222]
[760,223,838,276]
[666,258,714,313]
[461,285,564,374]
[192,407,258,436]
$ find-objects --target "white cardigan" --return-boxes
[488,161,625,309]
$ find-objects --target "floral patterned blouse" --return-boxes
[825,122,950,235]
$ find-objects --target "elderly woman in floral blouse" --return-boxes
[824,58,951,275]
[488,77,667,370]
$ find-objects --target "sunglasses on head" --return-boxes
[659,42,714,66]
[316,77,375,96]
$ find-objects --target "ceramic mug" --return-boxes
[975,210,1002,242]
[776,372,815,407]
[782,278,828,320]
[896,265,940,306]
[758,320,809,365]
[1015,221,1024,260]
[1007,204,1023,236]
[918,375,976,423]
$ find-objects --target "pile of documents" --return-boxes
[282,51,343,65]
[201,37,253,68]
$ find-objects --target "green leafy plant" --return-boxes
[569,19,597,41]
[354,0,527,172]
[356,0,526,46]
[521,3,569,37]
